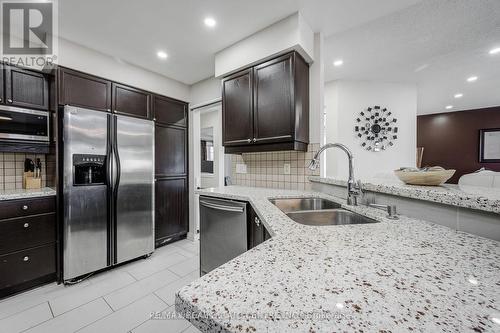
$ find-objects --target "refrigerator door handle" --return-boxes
[113,116,122,191]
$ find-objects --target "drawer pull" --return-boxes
[23,256,29,262]
[7,98,13,103]
[24,223,29,228]
[22,205,29,211]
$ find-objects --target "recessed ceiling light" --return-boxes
[489,47,500,55]
[454,93,463,98]
[333,59,343,67]
[467,76,478,82]
[204,17,217,28]
[157,51,168,59]
[445,105,453,110]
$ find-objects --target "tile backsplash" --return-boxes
[230,143,320,190]
[0,153,47,190]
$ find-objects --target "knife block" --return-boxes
[23,172,42,189]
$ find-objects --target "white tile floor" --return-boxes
[0,239,201,333]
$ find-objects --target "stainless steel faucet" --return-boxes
[308,143,362,206]
[368,203,399,220]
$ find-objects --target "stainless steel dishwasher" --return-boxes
[199,196,247,275]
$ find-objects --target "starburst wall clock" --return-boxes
[354,106,398,152]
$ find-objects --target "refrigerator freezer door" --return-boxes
[63,106,109,280]
[114,115,154,264]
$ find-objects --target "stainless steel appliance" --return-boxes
[199,197,247,275]
[0,105,50,142]
[63,106,154,281]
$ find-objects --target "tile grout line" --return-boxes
[47,300,55,318]
[102,297,115,312]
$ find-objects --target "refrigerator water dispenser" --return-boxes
[73,154,106,185]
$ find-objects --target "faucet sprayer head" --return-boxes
[308,158,320,170]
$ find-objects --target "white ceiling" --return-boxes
[324,0,500,114]
[58,0,420,85]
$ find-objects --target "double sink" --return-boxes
[269,197,378,226]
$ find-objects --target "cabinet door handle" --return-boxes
[23,256,29,262]
[246,139,251,143]
[24,223,29,228]
[106,109,111,112]
[7,98,13,103]
[255,217,261,227]
[22,205,29,211]
[252,138,257,143]
[0,97,2,102]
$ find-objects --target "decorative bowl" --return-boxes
[394,169,456,186]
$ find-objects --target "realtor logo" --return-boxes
[2,1,53,55]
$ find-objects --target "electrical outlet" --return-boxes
[236,163,247,174]
[283,163,291,175]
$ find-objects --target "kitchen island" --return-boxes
[176,186,500,332]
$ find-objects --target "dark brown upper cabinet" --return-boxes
[222,51,309,153]
[4,65,49,110]
[155,124,187,177]
[58,67,111,112]
[222,68,254,146]
[112,83,151,119]
[153,95,187,127]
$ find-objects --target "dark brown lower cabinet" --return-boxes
[248,205,271,249]
[0,197,56,298]
[155,177,188,247]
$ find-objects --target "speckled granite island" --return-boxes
[176,186,500,332]
[0,187,56,201]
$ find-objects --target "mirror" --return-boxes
[201,127,214,174]
[323,0,500,186]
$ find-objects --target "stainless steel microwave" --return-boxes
[0,106,50,142]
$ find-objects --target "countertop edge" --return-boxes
[309,176,500,214]
[0,187,57,201]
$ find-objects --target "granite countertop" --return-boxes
[309,176,500,214]
[176,186,500,332]
[0,187,57,201]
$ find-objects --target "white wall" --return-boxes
[214,12,314,77]
[309,32,324,145]
[189,77,221,107]
[57,38,190,101]
[324,80,417,181]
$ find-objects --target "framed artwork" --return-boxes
[479,128,500,163]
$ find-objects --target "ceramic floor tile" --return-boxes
[78,294,166,333]
[168,257,200,277]
[24,298,112,333]
[0,281,91,320]
[174,240,199,254]
[154,271,199,306]
[124,252,188,280]
[131,305,190,333]
[50,271,136,316]
[181,325,202,333]
[104,268,180,310]
[0,302,52,333]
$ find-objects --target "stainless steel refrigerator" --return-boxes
[62,106,154,281]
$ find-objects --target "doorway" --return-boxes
[189,101,226,239]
